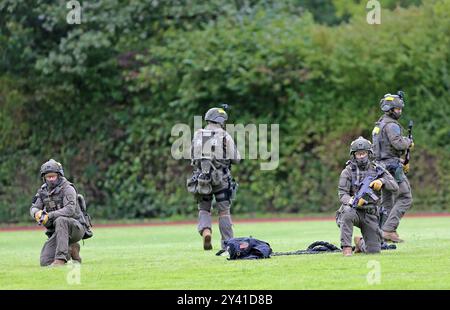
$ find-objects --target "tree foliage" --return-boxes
[0,0,448,223]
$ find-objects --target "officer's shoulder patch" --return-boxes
[65,193,76,205]
[372,126,380,135]
[386,122,401,135]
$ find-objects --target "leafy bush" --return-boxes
[0,0,448,223]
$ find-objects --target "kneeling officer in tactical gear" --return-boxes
[30,159,93,267]
[187,107,241,251]
[336,137,399,256]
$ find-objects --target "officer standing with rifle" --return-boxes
[372,92,414,243]
[336,137,399,256]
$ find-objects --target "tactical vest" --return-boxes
[372,115,404,160]
[39,183,65,212]
[188,128,232,195]
[38,179,93,239]
[39,179,83,221]
[347,161,382,206]
[192,128,230,171]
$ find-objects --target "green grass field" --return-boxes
[1,216,449,290]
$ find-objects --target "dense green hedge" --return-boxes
[0,0,448,223]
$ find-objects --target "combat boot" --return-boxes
[202,228,212,250]
[342,246,352,257]
[383,231,404,243]
[70,242,82,264]
[354,236,363,253]
[50,259,66,267]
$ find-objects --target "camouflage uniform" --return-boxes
[30,159,87,266]
[336,137,399,254]
[372,94,414,236]
[189,108,241,250]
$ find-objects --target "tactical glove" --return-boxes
[357,198,367,207]
[369,179,383,191]
[348,197,367,207]
[403,163,410,174]
[34,210,48,225]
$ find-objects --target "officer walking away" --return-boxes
[336,137,399,256]
[30,159,93,267]
[187,107,241,251]
[372,93,414,243]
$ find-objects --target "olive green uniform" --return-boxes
[30,177,86,266]
[372,114,413,232]
[336,160,399,253]
[191,123,241,249]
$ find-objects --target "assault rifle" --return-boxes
[397,91,414,165]
[352,168,383,209]
[404,120,413,165]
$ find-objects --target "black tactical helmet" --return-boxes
[380,94,404,112]
[204,107,228,125]
[349,137,373,156]
[40,159,64,178]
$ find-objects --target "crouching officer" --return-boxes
[30,159,91,267]
[187,107,241,251]
[336,137,399,256]
[372,93,414,243]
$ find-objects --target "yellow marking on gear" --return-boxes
[372,126,380,135]
[217,108,226,114]
[385,96,394,101]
